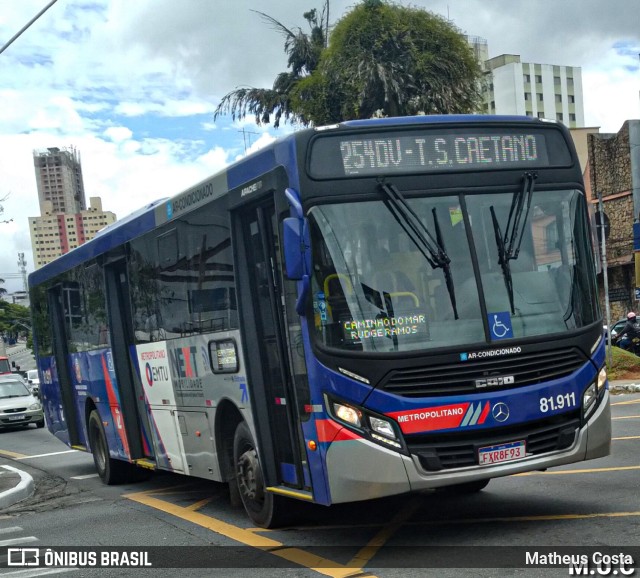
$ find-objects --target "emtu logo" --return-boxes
[170,346,199,378]
[145,363,154,386]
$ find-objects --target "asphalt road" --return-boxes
[0,392,639,577]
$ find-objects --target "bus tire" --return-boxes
[438,479,490,494]
[233,421,290,528]
[88,410,129,485]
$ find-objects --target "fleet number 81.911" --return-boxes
[539,392,577,413]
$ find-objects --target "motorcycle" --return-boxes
[614,335,640,357]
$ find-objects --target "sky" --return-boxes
[0,0,639,293]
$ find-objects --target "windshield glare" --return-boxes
[308,188,598,353]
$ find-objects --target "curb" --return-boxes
[609,383,640,394]
[0,464,34,511]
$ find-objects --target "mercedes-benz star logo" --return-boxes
[492,402,510,422]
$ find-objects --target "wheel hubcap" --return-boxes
[237,448,263,504]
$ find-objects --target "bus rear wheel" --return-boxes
[233,421,290,528]
[88,410,130,485]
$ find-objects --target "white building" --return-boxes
[29,196,116,269]
[483,54,585,127]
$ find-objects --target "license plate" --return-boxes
[478,440,526,465]
[7,414,26,421]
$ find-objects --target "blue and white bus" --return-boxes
[29,115,610,527]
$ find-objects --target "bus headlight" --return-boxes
[368,416,397,440]
[332,402,362,427]
[583,383,597,418]
[597,367,607,392]
[584,366,606,419]
[326,395,405,452]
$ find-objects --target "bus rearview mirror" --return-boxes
[283,217,311,280]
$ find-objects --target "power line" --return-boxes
[0,0,59,56]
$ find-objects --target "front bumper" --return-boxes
[325,391,610,503]
[0,408,44,428]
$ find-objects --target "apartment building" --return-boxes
[33,146,86,214]
[467,38,585,128]
[29,148,116,269]
[484,55,585,127]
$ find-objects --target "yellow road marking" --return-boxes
[347,500,421,569]
[406,510,640,525]
[126,490,376,578]
[185,497,214,511]
[613,415,640,420]
[611,399,640,406]
[516,464,640,475]
[138,483,205,496]
[0,449,28,459]
[613,435,640,440]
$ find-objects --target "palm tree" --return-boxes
[213,3,329,128]
[0,278,7,297]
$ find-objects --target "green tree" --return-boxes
[0,278,6,298]
[0,301,31,343]
[294,0,483,124]
[214,0,483,128]
[214,3,329,128]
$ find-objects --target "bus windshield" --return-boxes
[309,187,598,353]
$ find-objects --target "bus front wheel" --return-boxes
[88,410,130,485]
[233,421,290,528]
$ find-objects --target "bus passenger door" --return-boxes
[47,285,81,446]
[234,199,306,490]
[104,259,154,461]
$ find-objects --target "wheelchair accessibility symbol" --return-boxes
[489,312,513,340]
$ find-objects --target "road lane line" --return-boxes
[185,497,214,511]
[0,449,28,459]
[0,537,38,546]
[516,464,640,475]
[0,527,23,535]
[0,570,78,577]
[613,435,640,440]
[611,399,640,406]
[16,450,77,460]
[70,473,100,480]
[405,510,640,526]
[347,500,422,569]
[125,490,376,578]
[612,415,640,420]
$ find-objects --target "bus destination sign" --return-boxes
[309,127,570,179]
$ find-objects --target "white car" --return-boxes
[26,369,41,396]
[0,376,44,429]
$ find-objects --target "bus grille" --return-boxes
[407,415,581,471]
[380,347,587,397]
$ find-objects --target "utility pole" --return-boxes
[0,0,58,56]
[0,308,5,357]
[17,252,27,293]
[598,191,612,367]
[239,129,260,153]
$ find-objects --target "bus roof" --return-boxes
[338,113,540,128]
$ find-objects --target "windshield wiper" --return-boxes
[490,171,537,314]
[379,183,458,319]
